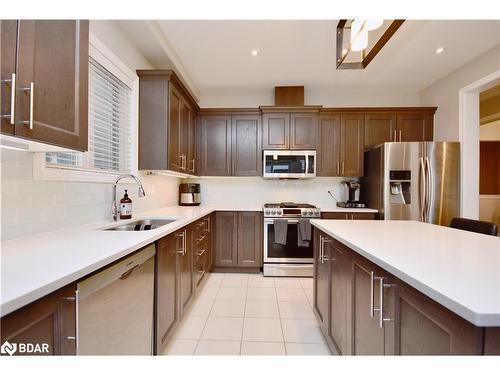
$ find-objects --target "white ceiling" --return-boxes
[118,20,500,97]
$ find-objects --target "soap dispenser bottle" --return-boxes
[120,190,132,219]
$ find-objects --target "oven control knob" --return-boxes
[264,209,270,216]
[271,210,276,215]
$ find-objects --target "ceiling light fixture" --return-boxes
[336,19,405,70]
[251,49,258,56]
[435,47,445,54]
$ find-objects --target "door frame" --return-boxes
[458,69,500,218]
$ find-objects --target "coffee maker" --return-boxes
[337,180,366,208]
[179,183,201,206]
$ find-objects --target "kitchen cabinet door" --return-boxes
[231,115,262,176]
[214,211,238,267]
[168,86,182,172]
[350,213,376,220]
[395,282,481,355]
[329,241,352,355]
[0,283,77,355]
[364,113,396,147]
[313,229,331,333]
[321,212,348,220]
[199,115,232,176]
[340,113,364,177]
[1,20,17,135]
[237,212,263,267]
[178,228,194,315]
[317,114,341,176]
[14,20,88,151]
[262,113,289,149]
[396,112,433,142]
[156,234,179,352]
[290,113,318,149]
[351,256,396,355]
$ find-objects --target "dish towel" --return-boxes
[274,219,288,245]
[297,219,311,247]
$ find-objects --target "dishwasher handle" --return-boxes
[119,264,139,280]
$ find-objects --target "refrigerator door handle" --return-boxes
[419,157,426,222]
[425,157,433,223]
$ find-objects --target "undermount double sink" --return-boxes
[103,218,179,231]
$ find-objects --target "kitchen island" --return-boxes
[310,219,500,355]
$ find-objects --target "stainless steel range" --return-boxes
[263,202,320,277]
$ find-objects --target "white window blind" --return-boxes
[46,57,133,173]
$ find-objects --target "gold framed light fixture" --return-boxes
[336,19,405,69]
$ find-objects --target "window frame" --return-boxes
[33,32,139,183]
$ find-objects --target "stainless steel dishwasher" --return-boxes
[77,244,155,355]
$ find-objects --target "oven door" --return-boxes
[263,218,314,263]
[263,150,316,179]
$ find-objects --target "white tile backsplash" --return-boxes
[184,176,350,208]
[1,148,180,241]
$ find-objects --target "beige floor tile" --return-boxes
[299,278,314,289]
[216,286,247,300]
[205,273,224,286]
[242,318,284,342]
[197,285,220,300]
[187,298,214,317]
[248,275,275,288]
[241,341,286,355]
[276,288,308,302]
[173,316,207,340]
[285,342,331,355]
[245,300,280,318]
[274,278,303,289]
[221,273,249,287]
[210,299,246,317]
[195,340,241,355]
[278,301,315,319]
[281,319,325,344]
[201,317,244,341]
[303,288,314,304]
[162,339,198,355]
[247,287,277,301]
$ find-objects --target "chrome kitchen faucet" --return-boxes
[111,174,146,221]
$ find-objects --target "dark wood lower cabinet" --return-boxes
[178,228,194,315]
[321,212,376,220]
[214,211,262,271]
[0,284,77,356]
[155,234,179,353]
[313,228,498,356]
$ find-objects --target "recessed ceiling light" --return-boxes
[435,47,445,54]
[251,49,258,56]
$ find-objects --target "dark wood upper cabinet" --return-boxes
[199,115,232,176]
[0,20,89,151]
[396,112,433,142]
[364,112,397,147]
[317,113,341,176]
[155,234,179,353]
[138,70,199,175]
[262,112,289,149]
[231,115,262,176]
[237,211,263,267]
[1,20,18,135]
[290,113,318,149]
[341,113,364,177]
[214,211,238,267]
[0,283,77,356]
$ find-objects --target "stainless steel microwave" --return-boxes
[263,150,316,179]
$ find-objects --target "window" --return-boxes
[46,57,133,174]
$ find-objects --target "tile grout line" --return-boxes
[274,279,288,355]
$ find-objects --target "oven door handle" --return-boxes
[264,219,299,224]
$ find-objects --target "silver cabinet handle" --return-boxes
[205,216,210,233]
[197,248,206,257]
[19,82,34,129]
[183,229,187,255]
[398,130,402,142]
[392,129,396,142]
[319,235,324,263]
[190,159,196,173]
[370,271,375,317]
[1,73,16,124]
[336,162,339,175]
[322,237,331,262]
[342,161,345,175]
[378,278,396,328]
[62,290,79,350]
[425,157,432,223]
[197,234,206,243]
[176,231,186,255]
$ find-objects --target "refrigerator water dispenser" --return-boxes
[389,170,411,204]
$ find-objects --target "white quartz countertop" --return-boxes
[320,207,378,213]
[310,219,500,327]
[0,206,216,317]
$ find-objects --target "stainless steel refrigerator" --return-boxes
[361,142,460,226]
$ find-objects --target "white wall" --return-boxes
[184,177,349,209]
[420,45,500,141]
[0,21,180,241]
[199,87,421,108]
